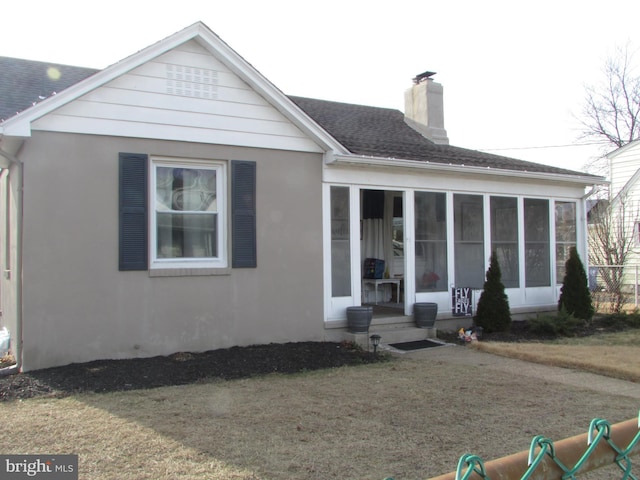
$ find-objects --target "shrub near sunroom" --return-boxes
[474,252,512,333]
[558,247,594,321]
[528,308,584,337]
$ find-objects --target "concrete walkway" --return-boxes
[401,343,640,400]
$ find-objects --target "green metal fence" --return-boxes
[417,413,640,480]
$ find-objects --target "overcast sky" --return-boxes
[2,0,639,173]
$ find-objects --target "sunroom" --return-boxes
[323,169,588,328]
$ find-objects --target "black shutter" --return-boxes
[232,160,257,268]
[119,153,148,271]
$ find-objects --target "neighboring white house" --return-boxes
[0,22,605,371]
[594,139,640,295]
[608,139,640,218]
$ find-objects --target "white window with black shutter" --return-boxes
[119,153,256,272]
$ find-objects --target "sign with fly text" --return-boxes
[451,287,473,316]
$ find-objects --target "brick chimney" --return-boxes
[404,71,449,145]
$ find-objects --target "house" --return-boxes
[588,139,640,298]
[0,22,604,371]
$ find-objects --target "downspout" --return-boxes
[0,147,23,375]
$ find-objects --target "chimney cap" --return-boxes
[413,71,437,84]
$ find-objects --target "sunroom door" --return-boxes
[327,185,358,320]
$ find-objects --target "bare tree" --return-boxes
[588,193,639,312]
[583,45,640,312]
[581,44,640,151]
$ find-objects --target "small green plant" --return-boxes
[474,251,511,333]
[558,247,594,321]
[529,308,584,337]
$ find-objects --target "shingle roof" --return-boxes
[0,56,595,178]
[0,57,97,121]
[289,96,591,177]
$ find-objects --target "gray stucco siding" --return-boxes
[19,132,324,370]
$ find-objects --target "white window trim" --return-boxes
[150,156,227,270]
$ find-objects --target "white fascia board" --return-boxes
[332,153,608,187]
[612,167,640,204]
[0,122,33,137]
[606,139,640,159]
[0,22,347,155]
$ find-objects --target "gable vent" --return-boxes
[166,64,218,99]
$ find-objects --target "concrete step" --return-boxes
[341,317,437,348]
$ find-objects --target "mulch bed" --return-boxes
[0,342,385,402]
[0,316,629,402]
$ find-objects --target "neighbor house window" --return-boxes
[151,159,226,268]
[454,194,485,288]
[490,196,519,288]
[415,191,447,292]
[555,201,577,283]
[524,198,550,286]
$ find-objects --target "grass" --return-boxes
[2,325,640,479]
[475,326,640,383]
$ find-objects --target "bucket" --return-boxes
[414,302,438,328]
[346,306,373,333]
[0,327,10,355]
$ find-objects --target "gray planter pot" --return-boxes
[346,306,373,333]
[414,302,438,328]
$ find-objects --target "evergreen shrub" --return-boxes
[474,251,511,333]
[558,247,594,321]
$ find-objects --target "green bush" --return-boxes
[599,311,640,330]
[529,308,584,337]
[528,315,559,337]
[474,252,511,333]
[558,247,594,321]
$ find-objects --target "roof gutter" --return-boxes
[330,153,607,186]
[0,144,23,376]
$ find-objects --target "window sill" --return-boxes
[149,267,231,277]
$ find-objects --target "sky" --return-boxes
[2,0,640,174]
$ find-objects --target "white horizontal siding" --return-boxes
[31,40,322,153]
[32,115,320,152]
[40,100,307,138]
[611,144,640,197]
[609,144,640,262]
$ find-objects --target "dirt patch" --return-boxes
[0,342,384,402]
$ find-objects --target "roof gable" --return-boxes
[0,22,344,154]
